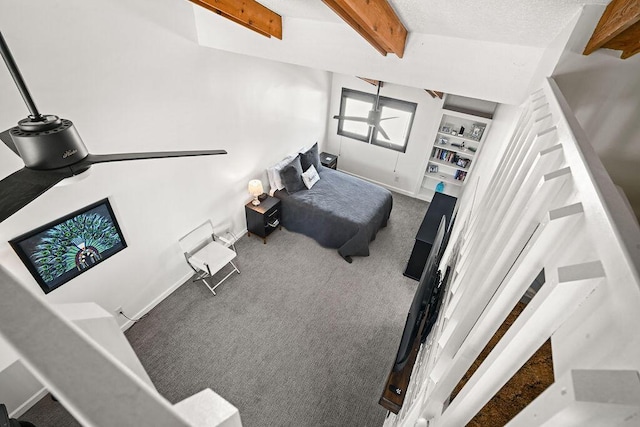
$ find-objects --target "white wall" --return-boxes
[324,74,444,196]
[0,0,330,412]
[551,5,640,219]
[193,8,546,105]
[526,8,583,95]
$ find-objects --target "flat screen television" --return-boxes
[10,198,127,294]
[392,216,446,372]
[421,265,451,343]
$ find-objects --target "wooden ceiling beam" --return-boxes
[583,0,640,57]
[194,1,271,38]
[603,19,640,58]
[358,77,382,86]
[323,0,388,56]
[425,89,444,99]
[322,0,408,58]
[189,0,282,39]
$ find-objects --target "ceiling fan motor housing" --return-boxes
[10,118,89,170]
[368,109,381,124]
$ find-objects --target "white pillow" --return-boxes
[266,167,277,193]
[302,165,320,189]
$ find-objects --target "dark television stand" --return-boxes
[404,193,457,280]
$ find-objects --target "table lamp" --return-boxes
[248,179,263,206]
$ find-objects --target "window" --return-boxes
[336,88,417,153]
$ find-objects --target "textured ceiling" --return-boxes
[258,0,610,47]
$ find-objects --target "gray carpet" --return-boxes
[20,192,428,427]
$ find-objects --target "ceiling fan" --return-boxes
[332,80,397,140]
[0,32,226,224]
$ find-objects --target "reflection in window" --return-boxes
[375,106,414,151]
[336,88,417,153]
[341,97,371,139]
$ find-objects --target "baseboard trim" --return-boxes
[10,387,47,418]
[120,271,193,331]
[337,169,417,198]
[121,230,246,331]
[228,228,248,242]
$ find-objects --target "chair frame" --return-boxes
[179,220,240,295]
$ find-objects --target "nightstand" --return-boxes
[320,152,338,170]
[245,196,281,244]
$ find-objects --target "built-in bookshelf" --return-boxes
[417,109,491,201]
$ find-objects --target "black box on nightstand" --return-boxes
[320,152,338,170]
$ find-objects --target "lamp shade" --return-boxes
[248,179,263,197]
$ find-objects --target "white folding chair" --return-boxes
[211,219,237,252]
[178,220,240,295]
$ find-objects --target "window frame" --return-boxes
[336,87,417,153]
[336,88,372,144]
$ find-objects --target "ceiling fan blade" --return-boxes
[0,128,19,156]
[379,117,399,121]
[0,168,70,223]
[376,125,391,141]
[333,115,369,123]
[87,150,227,163]
[71,150,227,170]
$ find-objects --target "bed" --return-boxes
[273,166,393,262]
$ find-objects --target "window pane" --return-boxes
[336,87,416,151]
[375,106,413,148]
[342,98,372,137]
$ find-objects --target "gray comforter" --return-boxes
[274,167,392,261]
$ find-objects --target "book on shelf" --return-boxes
[432,147,455,162]
[454,170,467,181]
[431,148,472,169]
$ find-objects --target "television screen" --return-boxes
[10,198,127,294]
[421,265,451,343]
[392,216,447,372]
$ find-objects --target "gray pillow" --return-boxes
[300,142,320,171]
[279,155,306,194]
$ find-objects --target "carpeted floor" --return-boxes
[20,192,428,427]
